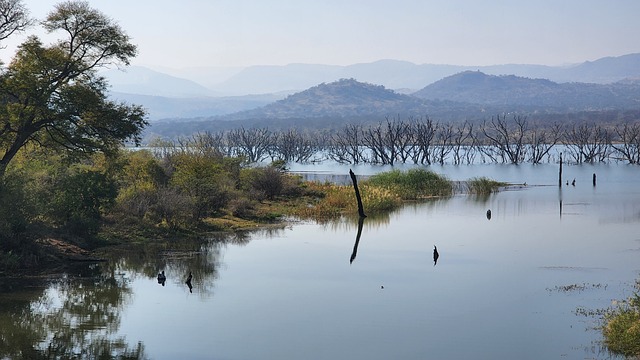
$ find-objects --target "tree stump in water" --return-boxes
[349,169,367,218]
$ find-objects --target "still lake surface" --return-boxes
[1,163,639,359]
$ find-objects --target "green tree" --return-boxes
[0,1,147,179]
[170,153,236,221]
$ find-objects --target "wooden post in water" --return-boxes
[558,152,563,187]
[349,169,367,218]
[593,173,597,187]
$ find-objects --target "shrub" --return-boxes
[228,197,255,218]
[603,293,640,357]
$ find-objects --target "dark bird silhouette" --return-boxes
[433,245,439,266]
[486,209,492,220]
[571,179,575,186]
[185,271,193,293]
[157,270,166,286]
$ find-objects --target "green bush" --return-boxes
[603,293,640,357]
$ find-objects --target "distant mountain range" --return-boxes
[146,73,640,140]
[413,71,640,110]
[100,53,640,136]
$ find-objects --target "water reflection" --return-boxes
[0,266,147,359]
[186,272,193,293]
[1,163,639,359]
[0,234,236,359]
[349,217,365,264]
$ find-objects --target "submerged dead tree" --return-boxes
[409,117,436,165]
[563,122,611,163]
[328,124,365,164]
[481,114,528,164]
[611,122,640,164]
[349,169,366,218]
[527,123,562,164]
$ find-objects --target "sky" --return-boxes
[3,0,640,70]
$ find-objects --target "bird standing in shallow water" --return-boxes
[157,270,166,286]
[186,272,192,283]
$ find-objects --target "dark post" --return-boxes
[592,173,596,187]
[349,169,367,218]
[558,152,563,187]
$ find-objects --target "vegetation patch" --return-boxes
[467,177,508,195]
[546,282,606,293]
[291,182,403,220]
[602,292,640,357]
[366,169,452,200]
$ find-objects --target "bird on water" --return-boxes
[433,245,439,266]
[157,270,166,282]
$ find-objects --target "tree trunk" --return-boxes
[349,169,366,218]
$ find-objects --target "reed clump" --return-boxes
[292,182,402,219]
[467,177,507,195]
[366,169,452,200]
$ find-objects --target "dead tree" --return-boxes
[362,118,410,165]
[349,169,366,218]
[271,129,320,163]
[611,122,640,164]
[226,127,272,163]
[481,114,528,164]
[409,117,436,165]
[526,122,562,164]
[563,122,611,164]
[451,121,474,165]
[328,124,365,164]
[431,123,454,165]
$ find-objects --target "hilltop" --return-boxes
[413,71,640,110]
[146,79,490,139]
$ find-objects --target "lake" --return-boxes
[1,163,639,359]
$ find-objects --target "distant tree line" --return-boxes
[154,115,640,166]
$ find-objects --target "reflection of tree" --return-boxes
[0,228,289,358]
[97,230,277,299]
[0,269,146,359]
[350,217,365,264]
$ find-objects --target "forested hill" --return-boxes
[205,78,489,121]
[146,79,493,139]
[217,79,428,120]
[413,71,640,110]
[147,75,640,140]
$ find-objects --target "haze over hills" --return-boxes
[145,79,493,139]
[413,71,640,110]
[102,53,640,130]
[146,71,640,140]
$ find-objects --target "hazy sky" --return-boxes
[5,0,640,69]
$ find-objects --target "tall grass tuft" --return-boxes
[467,177,507,195]
[602,293,640,357]
[367,169,452,200]
[292,182,402,219]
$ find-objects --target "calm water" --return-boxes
[1,163,639,360]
